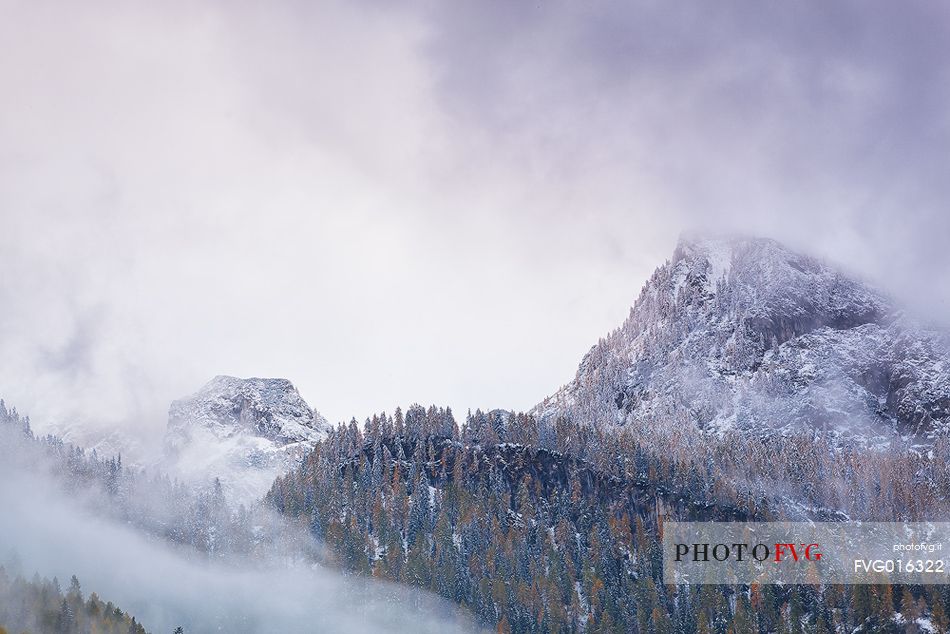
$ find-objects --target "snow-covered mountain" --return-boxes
[164,375,330,503]
[535,234,950,447]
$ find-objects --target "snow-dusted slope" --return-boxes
[535,235,950,446]
[164,375,329,503]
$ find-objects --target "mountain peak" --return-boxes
[164,375,329,503]
[168,375,326,445]
[648,232,891,340]
[537,235,949,445]
[671,232,800,280]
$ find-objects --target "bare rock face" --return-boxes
[164,376,329,503]
[535,234,950,447]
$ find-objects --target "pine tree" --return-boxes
[902,586,921,622]
[873,583,894,623]
[930,587,949,633]
[729,588,754,634]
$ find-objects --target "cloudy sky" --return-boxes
[1,0,948,448]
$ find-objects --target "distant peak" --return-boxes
[168,375,324,444]
[164,375,329,503]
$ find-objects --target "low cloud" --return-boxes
[0,465,482,633]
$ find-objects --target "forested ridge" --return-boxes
[6,393,950,632]
[268,405,950,632]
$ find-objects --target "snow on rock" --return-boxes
[534,234,950,446]
[163,375,329,504]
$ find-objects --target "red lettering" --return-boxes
[774,543,801,562]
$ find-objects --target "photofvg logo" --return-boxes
[663,522,950,585]
[674,541,822,564]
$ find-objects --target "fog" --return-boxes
[0,466,482,633]
[1,0,948,470]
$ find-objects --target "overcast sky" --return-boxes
[1,0,949,448]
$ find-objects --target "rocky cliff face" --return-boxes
[535,235,950,447]
[164,375,329,503]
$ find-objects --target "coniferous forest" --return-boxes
[268,406,950,632]
[0,571,147,634]
[7,396,950,632]
[8,372,950,633]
